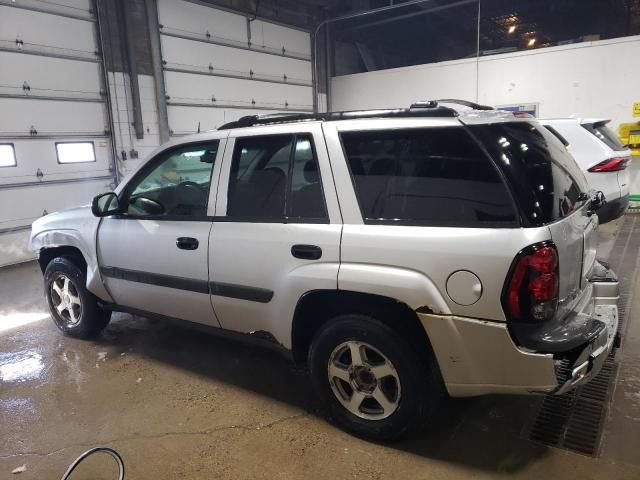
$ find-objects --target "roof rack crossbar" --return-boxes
[218,105,458,130]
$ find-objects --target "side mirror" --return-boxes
[92,192,122,217]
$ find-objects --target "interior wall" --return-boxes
[331,35,640,131]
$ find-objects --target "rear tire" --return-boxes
[308,314,444,441]
[44,256,111,338]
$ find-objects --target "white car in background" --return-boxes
[542,118,632,224]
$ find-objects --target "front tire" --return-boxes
[44,256,111,338]
[308,314,444,441]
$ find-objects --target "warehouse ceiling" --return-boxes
[195,0,640,73]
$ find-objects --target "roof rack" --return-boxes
[217,102,458,130]
[436,99,495,111]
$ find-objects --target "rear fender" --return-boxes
[338,263,450,315]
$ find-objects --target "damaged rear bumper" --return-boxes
[552,263,619,395]
[418,261,619,397]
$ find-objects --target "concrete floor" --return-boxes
[1,219,640,479]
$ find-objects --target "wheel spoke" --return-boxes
[347,390,366,413]
[52,282,63,297]
[349,342,364,367]
[370,362,395,380]
[63,277,70,295]
[328,363,351,383]
[372,386,395,414]
[56,303,66,314]
[68,295,81,307]
[68,307,79,324]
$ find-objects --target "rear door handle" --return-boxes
[291,244,322,260]
[176,237,199,250]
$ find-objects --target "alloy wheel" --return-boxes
[50,274,83,327]
[327,340,401,420]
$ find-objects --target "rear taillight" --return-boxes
[503,243,559,323]
[588,157,630,172]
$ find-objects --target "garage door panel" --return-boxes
[167,105,227,133]
[157,0,246,44]
[0,99,106,134]
[0,138,112,185]
[165,71,312,108]
[2,0,93,13]
[0,230,35,267]
[251,19,311,57]
[0,5,96,51]
[160,35,311,82]
[0,52,102,96]
[167,105,298,134]
[0,179,111,229]
[0,178,111,267]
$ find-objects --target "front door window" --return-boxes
[125,142,219,217]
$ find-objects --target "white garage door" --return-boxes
[156,0,313,135]
[0,0,116,267]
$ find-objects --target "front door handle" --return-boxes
[291,244,322,260]
[176,237,199,250]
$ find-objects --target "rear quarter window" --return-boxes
[583,122,627,151]
[339,127,517,227]
[468,121,588,226]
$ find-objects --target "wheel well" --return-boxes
[291,290,432,364]
[38,246,87,274]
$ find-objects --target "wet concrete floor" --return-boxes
[1,218,640,479]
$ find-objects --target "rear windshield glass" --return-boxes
[583,122,627,151]
[468,122,588,226]
[340,127,517,227]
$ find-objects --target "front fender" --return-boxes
[30,211,113,302]
[338,263,451,315]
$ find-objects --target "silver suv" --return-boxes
[30,101,620,440]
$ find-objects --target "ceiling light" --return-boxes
[528,38,536,47]
[508,25,516,34]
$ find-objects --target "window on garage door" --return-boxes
[55,142,96,164]
[0,144,16,167]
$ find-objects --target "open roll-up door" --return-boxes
[0,0,116,267]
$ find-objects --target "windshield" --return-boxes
[468,121,588,226]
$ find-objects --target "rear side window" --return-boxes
[583,122,626,151]
[227,134,327,221]
[340,128,517,227]
[468,122,588,226]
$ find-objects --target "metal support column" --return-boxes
[145,0,170,143]
[120,0,144,139]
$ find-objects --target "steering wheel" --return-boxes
[174,181,207,210]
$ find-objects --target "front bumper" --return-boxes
[418,261,619,397]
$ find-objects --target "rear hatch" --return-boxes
[466,120,595,312]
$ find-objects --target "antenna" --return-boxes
[197,121,201,133]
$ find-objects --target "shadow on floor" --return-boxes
[95,312,550,473]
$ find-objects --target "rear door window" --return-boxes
[468,122,588,225]
[582,122,627,151]
[227,134,328,221]
[339,127,517,227]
